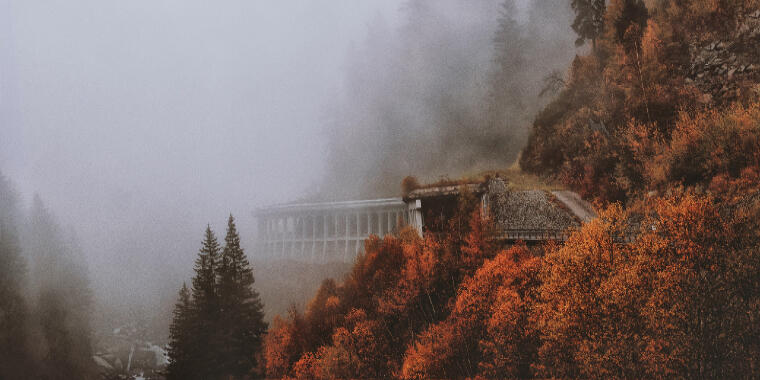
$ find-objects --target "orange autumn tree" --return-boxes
[292,308,387,379]
[658,102,760,188]
[633,192,760,377]
[264,313,306,379]
[533,191,760,378]
[401,244,541,379]
[532,204,641,378]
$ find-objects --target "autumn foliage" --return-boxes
[263,1,760,378]
[263,189,760,378]
[521,0,760,204]
[534,192,760,378]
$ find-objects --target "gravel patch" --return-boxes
[490,190,580,230]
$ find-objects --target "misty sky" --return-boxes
[0,0,547,316]
[1,0,410,306]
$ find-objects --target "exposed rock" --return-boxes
[686,8,760,104]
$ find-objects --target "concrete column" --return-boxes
[285,217,296,257]
[334,213,339,240]
[285,216,290,258]
[257,218,265,248]
[355,213,360,237]
[311,215,316,262]
[387,210,392,235]
[322,213,328,261]
[367,213,371,235]
[280,217,285,257]
[300,216,305,261]
[344,214,350,260]
[408,200,423,236]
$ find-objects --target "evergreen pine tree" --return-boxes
[27,196,95,379]
[167,283,194,380]
[488,0,528,131]
[190,225,222,378]
[0,178,32,379]
[217,214,267,378]
[570,0,606,49]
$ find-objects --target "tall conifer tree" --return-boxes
[217,214,267,378]
[27,196,94,379]
[167,283,194,380]
[571,0,606,49]
[0,174,32,379]
[190,225,222,378]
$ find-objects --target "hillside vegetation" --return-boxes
[261,1,760,378]
[521,0,760,203]
[263,190,760,378]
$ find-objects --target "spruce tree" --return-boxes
[570,0,606,49]
[0,173,33,379]
[489,0,528,131]
[0,213,32,379]
[217,214,267,378]
[167,283,194,380]
[190,225,222,378]
[27,196,94,379]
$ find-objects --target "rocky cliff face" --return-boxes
[687,9,760,104]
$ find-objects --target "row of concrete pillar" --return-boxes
[257,208,408,262]
[260,210,407,240]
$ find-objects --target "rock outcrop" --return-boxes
[687,9,760,104]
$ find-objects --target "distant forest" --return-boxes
[0,175,95,378]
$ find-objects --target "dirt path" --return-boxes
[552,191,597,223]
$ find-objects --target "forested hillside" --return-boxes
[521,0,760,204]
[261,1,760,378]
[321,0,576,199]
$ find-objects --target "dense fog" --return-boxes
[2,0,405,324]
[0,0,576,370]
[322,0,576,199]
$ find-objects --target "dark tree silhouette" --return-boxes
[0,174,33,379]
[570,0,606,49]
[167,283,194,380]
[217,215,267,378]
[190,225,222,378]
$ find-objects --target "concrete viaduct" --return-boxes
[254,198,422,263]
[254,179,597,263]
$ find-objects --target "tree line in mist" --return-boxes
[321,0,576,200]
[0,173,95,379]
